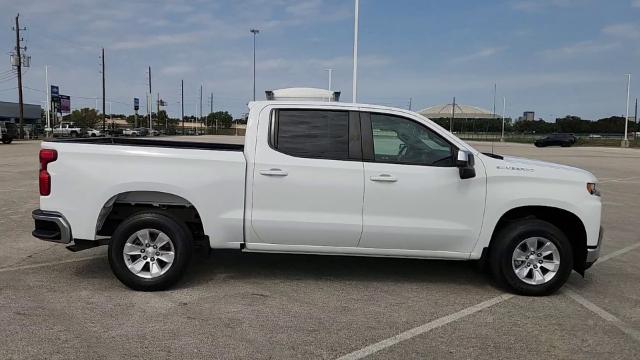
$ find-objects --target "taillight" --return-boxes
[39,149,57,196]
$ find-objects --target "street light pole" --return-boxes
[623,74,631,147]
[325,68,333,91]
[352,0,359,103]
[250,29,260,101]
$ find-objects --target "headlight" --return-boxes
[587,183,600,196]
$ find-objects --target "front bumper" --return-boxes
[585,227,603,269]
[32,209,72,244]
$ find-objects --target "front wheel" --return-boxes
[490,219,573,296]
[108,211,193,291]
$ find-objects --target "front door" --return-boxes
[359,112,486,254]
[250,109,364,248]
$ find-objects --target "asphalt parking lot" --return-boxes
[1,138,640,359]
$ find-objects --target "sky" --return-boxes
[0,0,639,120]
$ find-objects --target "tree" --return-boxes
[64,108,100,129]
[207,111,233,129]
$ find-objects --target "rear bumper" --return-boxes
[585,227,603,269]
[32,209,72,244]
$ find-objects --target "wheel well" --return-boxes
[96,191,206,243]
[490,206,587,274]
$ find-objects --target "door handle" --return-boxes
[259,168,288,177]
[370,174,397,182]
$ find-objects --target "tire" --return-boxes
[70,132,78,138]
[2,137,12,144]
[490,219,573,296]
[108,211,193,291]
[90,133,96,137]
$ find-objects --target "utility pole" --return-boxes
[101,48,106,132]
[148,66,152,130]
[501,96,506,142]
[635,98,638,141]
[250,29,260,101]
[181,80,185,135]
[199,84,203,135]
[493,83,497,117]
[157,92,160,132]
[13,14,26,138]
[623,74,631,147]
[408,97,412,111]
[45,65,50,132]
[210,92,217,133]
[450,97,456,132]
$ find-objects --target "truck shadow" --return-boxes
[179,250,495,290]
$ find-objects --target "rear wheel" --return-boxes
[490,219,572,296]
[108,211,193,291]
[1,137,12,144]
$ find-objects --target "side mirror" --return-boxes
[456,150,476,179]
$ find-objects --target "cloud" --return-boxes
[452,48,504,63]
[633,0,640,8]
[539,41,619,58]
[111,32,204,50]
[511,0,589,12]
[160,65,194,76]
[285,0,323,16]
[602,23,640,39]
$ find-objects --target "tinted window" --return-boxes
[275,110,349,160]
[371,113,454,166]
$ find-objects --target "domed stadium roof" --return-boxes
[418,103,497,119]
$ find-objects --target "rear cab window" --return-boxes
[270,109,360,161]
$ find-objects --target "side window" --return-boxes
[370,113,454,167]
[273,109,350,160]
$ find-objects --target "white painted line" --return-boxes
[0,255,104,273]
[564,289,640,342]
[595,242,640,265]
[336,294,514,360]
[600,176,640,184]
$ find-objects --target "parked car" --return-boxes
[588,134,602,139]
[133,128,149,136]
[85,128,102,137]
[0,121,18,144]
[52,122,82,138]
[32,101,602,296]
[148,128,160,136]
[534,133,577,147]
[123,128,140,136]
[105,128,124,137]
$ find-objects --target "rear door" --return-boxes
[249,108,365,247]
[358,111,486,254]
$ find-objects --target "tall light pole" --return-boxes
[250,29,260,101]
[352,0,359,103]
[324,68,334,91]
[623,74,631,147]
[501,96,506,142]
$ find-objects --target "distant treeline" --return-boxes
[429,115,639,134]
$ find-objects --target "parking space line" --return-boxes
[564,289,640,342]
[0,255,104,273]
[595,242,640,265]
[335,294,514,360]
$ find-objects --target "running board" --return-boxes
[66,239,108,252]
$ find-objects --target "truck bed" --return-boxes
[50,137,245,151]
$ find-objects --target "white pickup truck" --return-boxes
[32,101,602,295]
[52,122,82,138]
